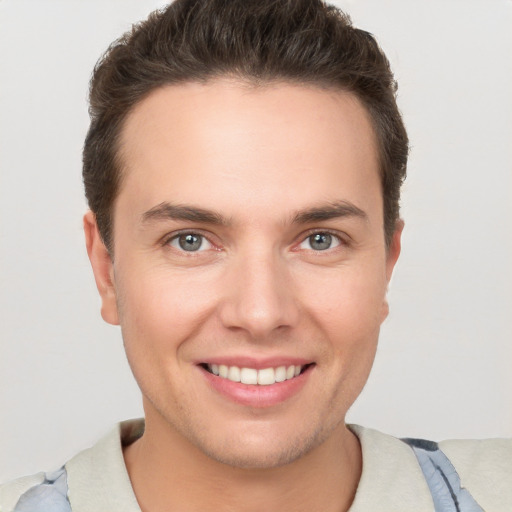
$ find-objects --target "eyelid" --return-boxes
[161,229,219,251]
[293,228,349,251]
[159,227,350,252]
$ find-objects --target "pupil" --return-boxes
[179,234,202,251]
[311,233,331,250]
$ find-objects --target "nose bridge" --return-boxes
[219,245,299,337]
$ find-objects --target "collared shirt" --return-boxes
[1,419,511,511]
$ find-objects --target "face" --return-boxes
[85,80,401,469]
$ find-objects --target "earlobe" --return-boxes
[83,211,120,325]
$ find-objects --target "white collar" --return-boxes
[65,420,436,511]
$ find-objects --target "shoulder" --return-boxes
[1,473,44,512]
[349,425,512,512]
[439,436,512,473]
[0,468,70,512]
[0,419,143,512]
[439,437,512,510]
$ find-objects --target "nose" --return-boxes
[218,250,300,339]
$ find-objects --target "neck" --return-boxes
[124,413,361,512]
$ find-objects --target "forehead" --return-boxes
[116,80,381,223]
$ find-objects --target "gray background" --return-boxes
[1,0,511,482]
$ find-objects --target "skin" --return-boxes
[85,80,402,512]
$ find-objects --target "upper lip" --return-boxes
[196,356,313,369]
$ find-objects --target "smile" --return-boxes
[206,364,303,385]
[199,361,314,407]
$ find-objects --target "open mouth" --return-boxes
[200,363,314,386]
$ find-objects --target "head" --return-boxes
[84,0,407,470]
[83,0,408,254]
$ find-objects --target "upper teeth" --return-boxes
[208,364,302,385]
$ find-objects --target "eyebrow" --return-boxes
[141,202,230,226]
[140,200,367,227]
[292,201,368,224]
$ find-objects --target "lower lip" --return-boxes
[199,365,313,408]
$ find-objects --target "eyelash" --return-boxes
[294,229,348,252]
[161,229,349,254]
[162,230,217,253]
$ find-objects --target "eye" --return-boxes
[299,232,341,251]
[168,233,212,252]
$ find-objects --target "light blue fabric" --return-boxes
[13,467,71,512]
[402,438,484,512]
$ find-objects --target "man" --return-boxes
[1,0,510,510]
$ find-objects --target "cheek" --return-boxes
[300,263,386,388]
[317,275,384,396]
[303,263,388,333]
[115,266,220,351]
[114,271,209,402]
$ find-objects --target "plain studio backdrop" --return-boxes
[0,0,511,482]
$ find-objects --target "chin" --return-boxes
[188,418,336,470]
[201,438,313,469]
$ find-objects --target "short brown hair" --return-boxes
[83,0,408,252]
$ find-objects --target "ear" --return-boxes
[381,220,404,321]
[83,211,119,325]
[385,219,404,282]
